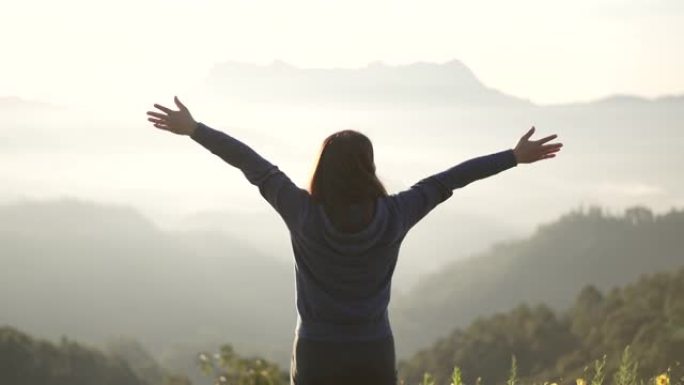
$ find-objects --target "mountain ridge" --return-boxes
[203,59,683,107]
[390,205,684,357]
[3,60,682,109]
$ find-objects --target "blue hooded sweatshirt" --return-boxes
[190,122,518,341]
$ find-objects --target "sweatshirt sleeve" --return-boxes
[190,122,310,231]
[390,148,518,233]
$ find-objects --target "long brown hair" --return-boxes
[308,130,387,231]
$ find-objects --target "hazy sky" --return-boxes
[2,0,683,106]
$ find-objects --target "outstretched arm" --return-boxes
[391,126,563,232]
[146,97,310,231]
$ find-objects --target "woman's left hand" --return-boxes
[147,96,198,136]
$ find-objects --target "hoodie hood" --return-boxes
[317,197,393,256]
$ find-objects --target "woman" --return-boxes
[147,96,563,385]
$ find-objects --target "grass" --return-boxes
[402,346,681,385]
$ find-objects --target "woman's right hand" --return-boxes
[146,96,198,136]
[513,126,563,164]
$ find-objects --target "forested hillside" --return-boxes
[398,266,684,385]
[391,205,684,355]
[0,326,174,385]
[4,266,681,385]
[0,198,296,367]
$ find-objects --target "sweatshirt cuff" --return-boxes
[506,148,519,167]
[497,148,518,168]
[189,122,207,142]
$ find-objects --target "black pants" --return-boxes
[290,334,397,385]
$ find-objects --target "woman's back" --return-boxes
[291,195,406,341]
[322,199,376,234]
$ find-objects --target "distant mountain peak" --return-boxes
[443,58,466,67]
[205,58,529,107]
[269,59,294,69]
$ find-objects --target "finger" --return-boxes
[541,142,563,150]
[522,126,535,140]
[148,117,166,124]
[540,153,556,160]
[154,104,174,114]
[174,96,187,111]
[151,120,169,127]
[147,111,167,119]
[154,123,170,131]
[535,134,558,144]
[543,147,562,154]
